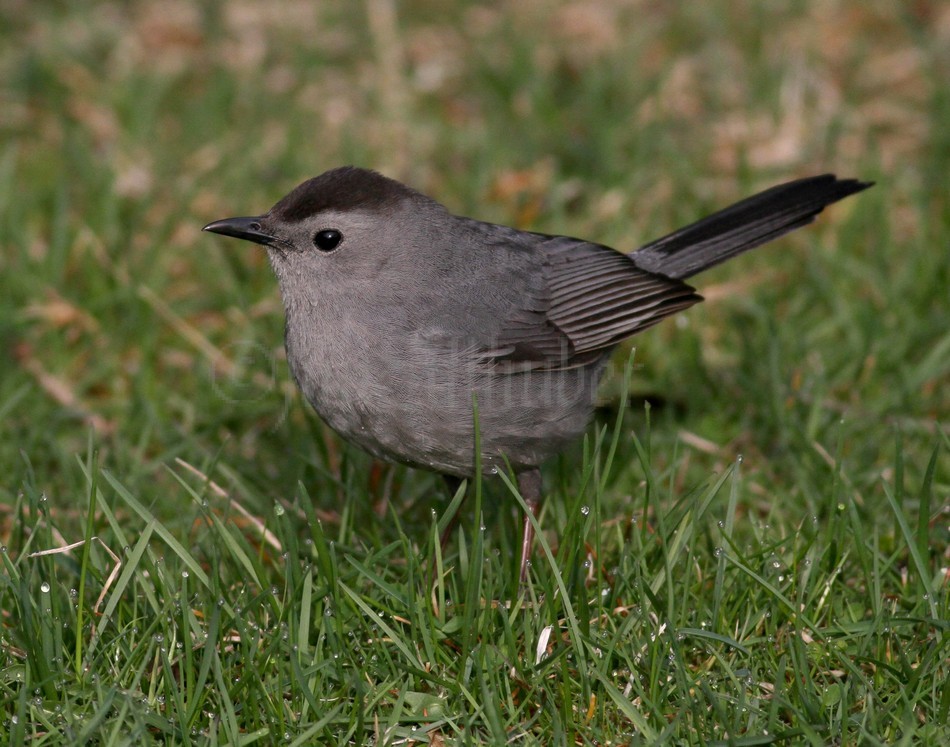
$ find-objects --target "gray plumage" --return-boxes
[204,167,870,479]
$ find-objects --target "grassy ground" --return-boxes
[1,1,948,744]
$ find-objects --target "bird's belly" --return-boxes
[286,333,602,476]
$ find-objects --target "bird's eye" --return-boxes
[313,229,342,252]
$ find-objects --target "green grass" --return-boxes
[1,1,948,744]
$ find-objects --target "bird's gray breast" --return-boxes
[283,295,603,475]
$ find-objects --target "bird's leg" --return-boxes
[428,475,465,611]
[517,468,542,583]
[438,474,465,556]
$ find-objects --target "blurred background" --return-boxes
[1,0,947,520]
[1,2,948,741]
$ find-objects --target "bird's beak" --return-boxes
[202,216,275,246]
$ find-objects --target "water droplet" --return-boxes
[274,503,285,516]
[181,571,189,579]
[713,547,723,558]
[40,582,50,593]
[580,505,590,516]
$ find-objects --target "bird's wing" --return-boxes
[483,235,701,372]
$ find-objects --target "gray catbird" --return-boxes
[204,167,870,577]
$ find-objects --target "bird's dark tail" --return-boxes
[630,175,872,280]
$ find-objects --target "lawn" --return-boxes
[1,1,947,744]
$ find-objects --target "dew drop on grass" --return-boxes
[713,547,723,558]
[580,505,590,516]
[40,582,50,593]
[274,503,285,516]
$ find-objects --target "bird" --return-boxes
[204,167,871,579]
